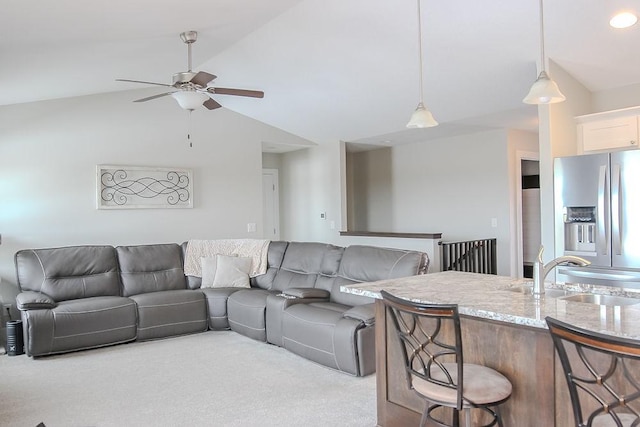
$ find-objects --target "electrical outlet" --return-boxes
[320,212,326,219]
[247,223,257,233]
[491,218,498,228]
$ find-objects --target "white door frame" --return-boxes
[262,169,280,240]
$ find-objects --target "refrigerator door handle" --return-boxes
[557,267,640,282]
[597,164,608,255]
[612,163,622,255]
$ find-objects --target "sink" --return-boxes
[560,293,640,306]
[507,285,569,298]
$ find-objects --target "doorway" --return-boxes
[262,169,280,240]
[519,158,541,278]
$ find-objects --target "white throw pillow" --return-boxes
[212,255,252,288]
[200,257,218,288]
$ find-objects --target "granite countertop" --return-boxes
[341,271,640,340]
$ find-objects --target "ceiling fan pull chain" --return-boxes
[188,110,193,148]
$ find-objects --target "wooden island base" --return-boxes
[374,300,572,427]
[342,271,640,427]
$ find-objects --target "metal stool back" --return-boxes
[546,316,640,427]
[381,290,510,427]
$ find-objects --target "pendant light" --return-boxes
[407,0,438,128]
[523,0,566,104]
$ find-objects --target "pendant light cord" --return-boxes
[539,0,546,73]
[407,0,438,125]
[416,0,424,104]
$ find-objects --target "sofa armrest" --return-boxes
[343,303,375,325]
[16,291,57,310]
[279,288,330,300]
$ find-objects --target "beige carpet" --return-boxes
[0,331,377,427]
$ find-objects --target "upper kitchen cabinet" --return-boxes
[576,106,640,154]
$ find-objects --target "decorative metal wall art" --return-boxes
[97,165,193,209]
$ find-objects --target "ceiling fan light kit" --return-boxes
[116,31,264,111]
[523,0,566,105]
[171,90,209,111]
[407,0,438,128]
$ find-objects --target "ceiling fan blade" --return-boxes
[208,87,264,98]
[203,98,222,110]
[116,79,173,88]
[190,71,217,87]
[133,92,174,103]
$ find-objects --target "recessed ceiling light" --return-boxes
[610,11,638,29]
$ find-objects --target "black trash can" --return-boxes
[6,320,24,356]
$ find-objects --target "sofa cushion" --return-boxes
[250,241,288,290]
[200,287,244,330]
[212,255,252,288]
[314,244,345,293]
[281,302,369,376]
[202,255,251,288]
[338,245,429,282]
[182,242,203,290]
[331,245,429,306]
[116,244,187,297]
[227,288,277,341]
[200,256,218,287]
[272,242,343,292]
[20,296,137,357]
[15,246,121,301]
[130,290,207,340]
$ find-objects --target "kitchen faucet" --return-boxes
[533,246,590,296]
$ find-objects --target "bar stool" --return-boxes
[380,290,512,427]
[546,317,640,427]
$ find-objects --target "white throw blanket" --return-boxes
[184,239,270,278]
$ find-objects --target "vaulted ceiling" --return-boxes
[2,0,639,149]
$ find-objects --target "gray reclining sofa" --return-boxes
[14,241,428,376]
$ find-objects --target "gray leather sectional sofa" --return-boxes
[14,241,428,376]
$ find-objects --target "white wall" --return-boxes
[279,129,538,276]
[279,142,341,241]
[592,83,640,113]
[388,130,510,274]
[275,143,440,267]
[0,89,311,284]
[347,147,392,231]
[394,131,504,232]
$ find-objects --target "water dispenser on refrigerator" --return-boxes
[562,206,596,253]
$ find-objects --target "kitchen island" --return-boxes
[341,271,640,427]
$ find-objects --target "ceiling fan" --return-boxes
[116,31,264,111]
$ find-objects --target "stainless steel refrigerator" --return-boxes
[554,150,640,288]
